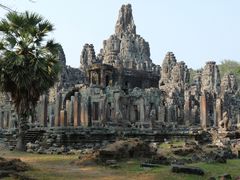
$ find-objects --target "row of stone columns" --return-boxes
[38,92,87,128]
[0,92,84,129]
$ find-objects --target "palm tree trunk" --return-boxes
[16,113,28,151]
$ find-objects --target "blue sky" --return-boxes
[0,0,239,69]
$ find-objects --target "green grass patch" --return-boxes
[1,150,240,180]
[159,139,185,149]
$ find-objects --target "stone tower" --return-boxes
[100,4,153,71]
[200,61,221,128]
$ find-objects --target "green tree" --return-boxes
[218,60,240,83]
[0,11,60,150]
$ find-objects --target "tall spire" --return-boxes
[115,4,136,36]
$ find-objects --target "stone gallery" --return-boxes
[0,4,239,136]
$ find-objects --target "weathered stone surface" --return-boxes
[201,61,221,94]
[0,158,29,172]
[171,164,204,176]
[97,138,154,162]
[80,44,97,72]
[218,173,232,180]
[140,163,160,168]
[115,4,136,36]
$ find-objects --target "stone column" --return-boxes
[50,114,55,127]
[54,93,62,127]
[8,109,13,129]
[73,92,81,127]
[0,111,3,129]
[167,106,172,123]
[80,99,86,126]
[88,96,92,127]
[215,98,222,127]
[66,98,74,126]
[129,105,134,123]
[200,93,208,129]
[184,98,191,126]
[41,94,48,127]
[99,70,103,87]
[4,111,9,129]
[158,105,166,122]
[60,109,67,127]
[99,101,104,125]
[192,105,199,125]
[66,100,70,126]
[139,101,145,123]
[49,106,54,127]
[237,112,240,128]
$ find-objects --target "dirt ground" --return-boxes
[0,148,156,180]
[1,144,240,180]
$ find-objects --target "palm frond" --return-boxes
[0,10,60,115]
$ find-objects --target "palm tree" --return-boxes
[0,11,60,150]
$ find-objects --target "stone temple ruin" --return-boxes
[0,4,240,145]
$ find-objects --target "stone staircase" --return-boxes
[1,129,45,149]
[23,130,45,144]
[2,132,17,148]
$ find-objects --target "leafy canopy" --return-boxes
[218,60,240,83]
[0,11,60,115]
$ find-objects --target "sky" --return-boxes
[0,0,239,69]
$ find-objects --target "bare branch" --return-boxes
[0,3,14,12]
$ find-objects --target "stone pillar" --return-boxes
[0,111,3,129]
[41,94,48,127]
[50,114,55,127]
[54,93,62,127]
[60,109,67,127]
[184,99,191,126]
[49,106,54,127]
[192,105,199,124]
[9,109,18,129]
[167,106,172,123]
[88,96,92,127]
[212,98,217,127]
[200,93,208,129]
[2,111,5,129]
[99,101,104,125]
[129,105,135,123]
[4,111,9,129]
[66,98,74,126]
[215,98,222,127]
[237,112,240,128]
[8,109,13,129]
[66,100,70,126]
[158,105,166,122]
[139,101,145,122]
[99,69,103,87]
[80,100,86,126]
[73,92,81,127]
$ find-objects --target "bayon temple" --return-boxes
[0,4,240,136]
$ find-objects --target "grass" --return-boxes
[159,139,185,149]
[1,150,240,180]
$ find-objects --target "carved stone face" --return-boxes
[91,72,98,85]
[172,67,180,83]
[221,75,230,92]
[229,74,237,90]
